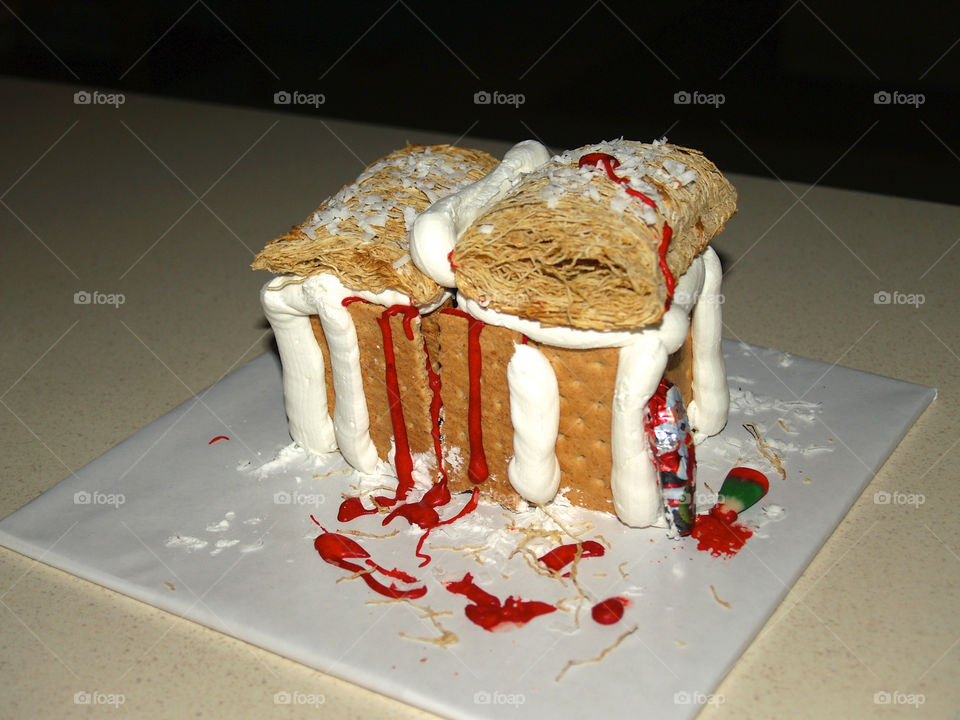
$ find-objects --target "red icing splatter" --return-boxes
[591,596,628,625]
[208,436,229,444]
[313,529,426,599]
[578,151,675,309]
[691,509,753,557]
[445,572,555,631]
[537,540,606,576]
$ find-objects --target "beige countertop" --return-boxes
[0,75,957,719]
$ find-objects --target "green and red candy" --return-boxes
[710,466,770,523]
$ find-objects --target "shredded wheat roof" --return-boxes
[253,144,498,304]
[453,139,737,331]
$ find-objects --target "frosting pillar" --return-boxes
[506,344,561,504]
[260,278,337,455]
[688,246,728,442]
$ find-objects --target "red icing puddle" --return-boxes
[591,596,629,625]
[538,540,605,576]
[445,572,556,631]
[691,510,753,557]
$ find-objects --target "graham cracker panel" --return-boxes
[534,344,618,513]
[439,314,523,509]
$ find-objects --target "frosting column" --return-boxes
[688,247,728,443]
[259,278,337,455]
[506,344,561,504]
[610,336,668,527]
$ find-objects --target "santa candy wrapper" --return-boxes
[644,379,696,536]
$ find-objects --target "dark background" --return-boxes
[1,0,957,204]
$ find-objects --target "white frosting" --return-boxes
[259,280,337,455]
[260,274,447,473]
[505,344,561,504]
[687,247,728,442]
[610,336,669,527]
[410,140,550,287]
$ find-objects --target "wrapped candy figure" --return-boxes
[644,379,696,536]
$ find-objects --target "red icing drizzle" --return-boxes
[691,509,753,557]
[208,435,229,444]
[591,596,628,625]
[537,540,606,576]
[335,300,480,567]
[313,528,426,599]
[336,301,420,522]
[578,151,675,309]
[445,572,556,631]
[441,308,488,484]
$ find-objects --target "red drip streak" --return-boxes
[440,308,488,484]
[578,152,676,309]
[445,572,556,631]
[335,300,479,567]
[313,531,426,599]
[336,300,421,522]
[208,435,229,444]
[591,596,629,625]
[691,509,753,558]
[537,540,606,577]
